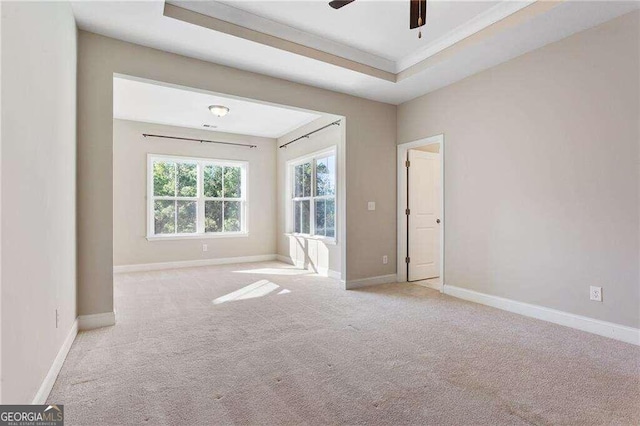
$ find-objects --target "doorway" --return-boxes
[396,135,444,290]
[111,74,349,320]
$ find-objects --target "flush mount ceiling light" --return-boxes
[208,105,230,117]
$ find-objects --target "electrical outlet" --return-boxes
[368,202,376,211]
[202,244,208,252]
[382,255,388,264]
[590,286,602,302]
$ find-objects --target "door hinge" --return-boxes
[405,160,410,168]
[405,257,410,263]
[405,208,410,215]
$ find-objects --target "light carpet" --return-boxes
[48,261,640,425]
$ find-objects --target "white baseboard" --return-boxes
[276,255,341,280]
[327,269,342,280]
[32,319,78,404]
[114,254,278,273]
[415,279,442,291]
[346,274,398,290]
[276,254,294,265]
[444,285,640,346]
[276,254,304,269]
[78,312,116,330]
[317,266,342,280]
[33,311,117,404]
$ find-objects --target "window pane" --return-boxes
[316,155,336,196]
[203,165,223,198]
[294,164,303,198]
[205,201,222,233]
[293,201,301,233]
[302,200,310,233]
[224,166,242,198]
[154,200,175,234]
[224,201,242,232]
[303,162,312,197]
[177,201,196,233]
[326,198,335,238]
[293,200,310,234]
[294,162,312,198]
[315,199,325,236]
[153,161,176,196]
[176,163,197,197]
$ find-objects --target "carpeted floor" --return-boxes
[48,261,639,425]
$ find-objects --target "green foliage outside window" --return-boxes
[154,200,175,234]
[316,156,335,196]
[203,166,242,232]
[294,162,312,198]
[152,159,244,236]
[177,163,197,197]
[153,161,176,196]
[203,165,223,198]
[291,154,335,237]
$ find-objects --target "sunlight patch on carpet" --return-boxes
[213,280,290,304]
[233,267,312,276]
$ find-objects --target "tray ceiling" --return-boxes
[71,1,640,104]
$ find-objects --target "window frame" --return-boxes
[286,146,337,244]
[147,154,249,241]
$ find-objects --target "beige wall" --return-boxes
[113,119,277,266]
[276,116,345,278]
[78,31,397,316]
[398,11,640,328]
[1,2,77,403]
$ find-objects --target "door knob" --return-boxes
[436,219,441,224]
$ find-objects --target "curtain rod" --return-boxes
[142,133,257,148]
[279,120,341,149]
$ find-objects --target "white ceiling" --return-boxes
[72,1,640,105]
[113,77,322,138]
[215,0,501,67]
[172,0,532,74]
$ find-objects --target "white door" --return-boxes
[407,149,440,281]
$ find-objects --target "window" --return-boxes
[289,149,336,240]
[148,155,247,239]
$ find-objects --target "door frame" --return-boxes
[396,134,445,290]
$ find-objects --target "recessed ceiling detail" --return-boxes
[113,77,322,138]
[166,0,537,78]
[72,1,640,104]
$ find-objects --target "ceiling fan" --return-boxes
[329,0,427,38]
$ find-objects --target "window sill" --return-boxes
[284,233,337,245]
[147,232,249,241]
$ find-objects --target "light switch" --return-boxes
[368,202,376,211]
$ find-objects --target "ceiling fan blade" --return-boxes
[410,0,426,29]
[329,0,355,10]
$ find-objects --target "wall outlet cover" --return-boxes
[368,202,376,211]
[382,255,388,264]
[590,286,602,302]
[202,244,208,252]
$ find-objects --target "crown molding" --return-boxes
[397,0,563,81]
[169,0,396,73]
[166,0,548,80]
[396,0,537,71]
[164,2,397,82]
